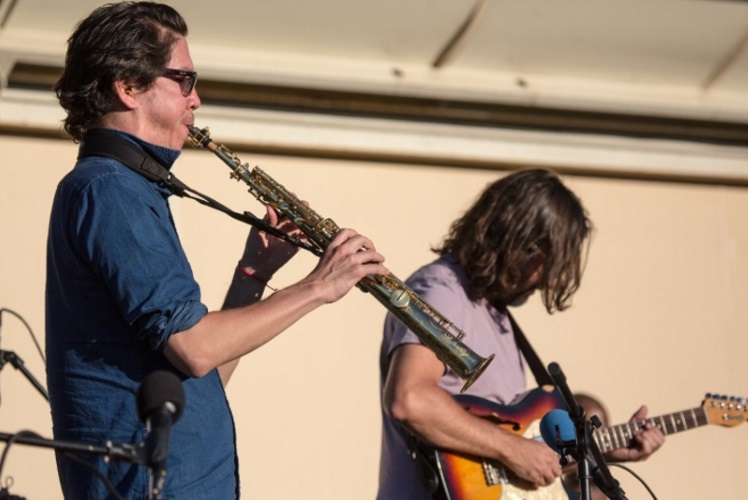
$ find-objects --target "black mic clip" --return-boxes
[553,437,580,466]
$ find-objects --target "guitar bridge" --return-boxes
[482,459,508,487]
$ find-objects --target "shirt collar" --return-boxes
[108,130,182,169]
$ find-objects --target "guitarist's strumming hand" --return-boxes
[501,432,563,488]
[605,404,665,462]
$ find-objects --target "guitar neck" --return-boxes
[594,406,707,453]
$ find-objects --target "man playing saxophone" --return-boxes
[378,169,666,499]
[46,2,386,498]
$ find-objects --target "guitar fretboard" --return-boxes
[593,406,706,453]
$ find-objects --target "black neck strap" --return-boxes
[78,129,188,196]
[77,128,320,255]
[505,310,553,387]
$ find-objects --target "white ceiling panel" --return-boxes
[459,1,746,85]
[0,0,747,144]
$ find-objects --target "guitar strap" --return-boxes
[406,434,443,498]
[504,310,554,387]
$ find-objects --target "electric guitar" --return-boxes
[429,388,747,500]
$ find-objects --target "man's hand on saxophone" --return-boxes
[238,205,307,286]
[302,228,388,304]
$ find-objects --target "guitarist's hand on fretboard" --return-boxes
[605,404,665,462]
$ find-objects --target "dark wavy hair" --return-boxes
[54,2,188,141]
[434,169,592,313]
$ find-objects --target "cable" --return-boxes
[0,430,39,499]
[608,463,658,500]
[0,431,36,479]
[0,309,44,363]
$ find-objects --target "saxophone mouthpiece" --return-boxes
[188,125,209,148]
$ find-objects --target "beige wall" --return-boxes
[0,134,746,499]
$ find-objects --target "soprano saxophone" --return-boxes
[188,126,493,391]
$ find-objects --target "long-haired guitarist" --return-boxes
[378,170,665,499]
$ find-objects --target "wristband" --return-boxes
[237,264,276,291]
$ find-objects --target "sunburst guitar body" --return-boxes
[433,386,567,500]
[430,388,747,500]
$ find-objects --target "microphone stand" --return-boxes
[0,431,155,499]
[0,349,49,402]
[547,362,628,500]
[0,431,142,464]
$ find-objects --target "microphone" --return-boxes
[136,370,185,499]
[540,409,627,499]
[539,408,577,456]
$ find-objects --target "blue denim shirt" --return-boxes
[46,130,239,499]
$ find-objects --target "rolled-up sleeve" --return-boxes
[72,160,207,350]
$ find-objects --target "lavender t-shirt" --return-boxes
[377,256,527,500]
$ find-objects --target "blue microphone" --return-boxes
[539,408,576,454]
[540,408,627,499]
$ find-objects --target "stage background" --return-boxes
[1,132,746,499]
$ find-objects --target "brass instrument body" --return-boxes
[189,126,493,391]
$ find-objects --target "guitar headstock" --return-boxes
[703,394,747,427]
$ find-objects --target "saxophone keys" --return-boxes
[389,289,410,309]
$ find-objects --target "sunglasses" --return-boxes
[161,68,198,96]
